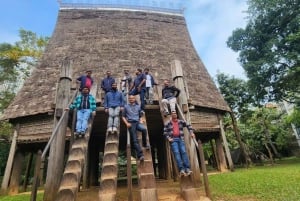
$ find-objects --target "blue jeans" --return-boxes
[107,107,120,128]
[129,87,146,110]
[170,138,190,171]
[76,109,91,133]
[128,121,147,158]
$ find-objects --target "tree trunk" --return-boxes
[230,112,252,167]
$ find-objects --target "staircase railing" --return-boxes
[176,103,211,199]
[30,89,78,201]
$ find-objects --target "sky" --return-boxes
[0,0,248,79]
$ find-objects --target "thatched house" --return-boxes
[1,2,232,199]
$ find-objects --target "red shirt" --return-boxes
[172,119,180,137]
[85,77,92,89]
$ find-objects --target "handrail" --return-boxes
[30,89,78,201]
[123,79,133,201]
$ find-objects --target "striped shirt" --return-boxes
[164,119,193,140]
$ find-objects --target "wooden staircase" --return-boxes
[98,128,120,201]
[55,118,94,201]
[136,113,158,201]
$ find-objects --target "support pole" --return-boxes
[197,139,211,199]
[30,150,42,201]
[43,58,72,201]
[8,150,24,195]
[1,125,19,191]
[23,152,34,192]
[218,114,234,171]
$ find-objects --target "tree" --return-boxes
[227,0,300,104]
[0,30,49,140]
[216,73,253,166]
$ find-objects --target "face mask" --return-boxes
[112,87,117,90]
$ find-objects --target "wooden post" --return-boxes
[23,152,34,192]
[218,114,234,171]
[1,125,19,190]
[197,139,211,199]
[8,150,24,195]
[30,150,42,201]
[215,137,227,172]
[43,58,72,201]
[171,60,201,186]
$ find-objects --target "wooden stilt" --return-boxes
[9,150,24,195]
[1,126,19,191]
[23,153,34,192]
[215,137,227,172]
[218,114,234,171]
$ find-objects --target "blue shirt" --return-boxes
[122,102,142,122]
[133,73,146,89]
[104,90,124,109]
[101,76,115,93]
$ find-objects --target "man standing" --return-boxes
[122,95,150,161]
[164,111,194,176]
[129,68,146,113]
[161,79,180,116]
[144,68,157,104]
[68,86,96,136]
[76,70,93,91]
[104,83,124,133]
[101,70,115,94]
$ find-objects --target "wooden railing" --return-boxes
[30,90,78,201]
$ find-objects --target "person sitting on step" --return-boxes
[164,111,194,176]
[104,83,124,133]
[67,86,96,136]
[161,79,180,117]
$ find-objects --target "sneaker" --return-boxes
[107,127,113,133]
[180,169,186,177]
[163,111,169,117]
[139,156,144,162]
[112,127,118,134]
[185,168,192,176]
[143,144,150,150]
[80,132,85,137]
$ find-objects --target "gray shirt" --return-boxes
[122,102,141,122]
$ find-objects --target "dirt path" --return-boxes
[77,180,210,201]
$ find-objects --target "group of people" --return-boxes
[67,68,195,176]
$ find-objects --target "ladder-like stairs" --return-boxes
[98,128,120,201]
[137,114,158,201]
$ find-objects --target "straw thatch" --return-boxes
[1,9,230,121]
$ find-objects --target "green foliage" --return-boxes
[216,73,252,118]
[209,157,300,201]
[227,0,300,104]
[241,107,291,155]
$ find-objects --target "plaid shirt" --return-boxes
[69,94,96,112]
[163,119,194,140]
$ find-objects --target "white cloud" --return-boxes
[185,0,248,79]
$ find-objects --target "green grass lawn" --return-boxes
[209,157,300,201]
[0,157,299,201]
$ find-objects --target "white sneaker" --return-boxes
[112,127,118,133]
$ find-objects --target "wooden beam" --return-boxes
[23,152,33,192]
[218,114,234,171]
[1,125,19,191]
[43,58,72,201]
[8,150,24,195]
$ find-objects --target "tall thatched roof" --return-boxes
[1,9,230,120]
